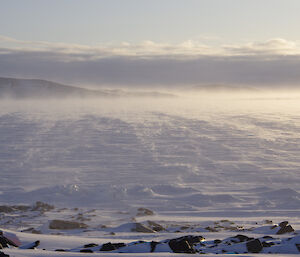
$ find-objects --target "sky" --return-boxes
[1,0,300,88]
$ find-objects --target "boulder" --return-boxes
[32,201,54,212]
[277,225,294,234]
[246,239,263,253]
[19,240,40,249]
[176,235,204,245]
[214,239,222,244]
[80,249,93,253]
[0,234,18,248]
[276,221,294,235]
[150,241,159,252]
[0,205,30,213]
[231,234,253,243]
[100,242,126,251]
[136,208,154,216]
[49,220,88,230]
[84,243,98,248]
[279,221,288,227]
[147,221,165,232]
[132,223,155,233]
[168,237,196,253]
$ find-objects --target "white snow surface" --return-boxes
[0,92,300,256]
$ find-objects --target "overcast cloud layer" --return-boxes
[1,36,300,88]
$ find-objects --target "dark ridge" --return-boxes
[0,77,174,99]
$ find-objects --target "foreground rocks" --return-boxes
[0,221,298,255]
[50,231,300,254]
[46,221,299,254]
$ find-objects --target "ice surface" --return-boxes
[0,94,299,218]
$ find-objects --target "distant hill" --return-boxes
[0,77,174,99]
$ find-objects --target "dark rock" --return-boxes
[220,219,232,223]
[180,225,190,230]
[169,235,204,246]
[232,234,253,243]
[0,205,30,213]
[147,221,165,232]
[184,235,204,245]
[55,249,66,251]
[84,243,98,248]
[32,201,54,212]
[0,234,18,248]
[80,249,93,253]
[262,236,275,239]
[100,242,126,251]
[0,238,9,248]
[214,239,222,244]
[205,226,218,232]
[28,241,40,249]
[277,224,294,235]
[168,238,196,254]
[136,208,154,216]
[264,220,273,224]
[49,220,88,230]
[0,206,14,213]
[0,251,9,257]
[132,223,155,233]
[100,242,116,251]
[19,240,40,249]
[21,228,41,234]
[279,221,289,227]
[150,241,159,252]
[12,205,31,212]
[246,239,263,253]
[295,243,300,252]
[112,243,126,249]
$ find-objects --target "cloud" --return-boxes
[224,38,300,55]
[0,37,224,59]
[1,36,300,87]
[2,36,300,58]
